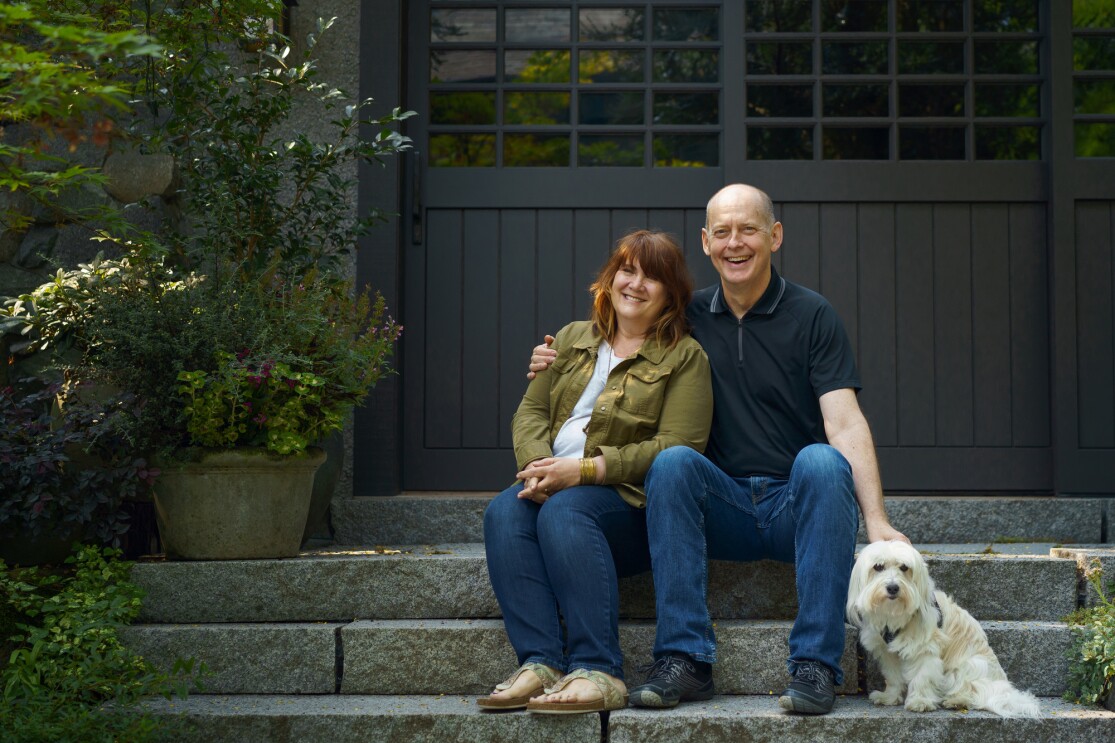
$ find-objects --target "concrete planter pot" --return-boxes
[154,447,326,560]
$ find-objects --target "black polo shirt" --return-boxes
[686,267,861,480]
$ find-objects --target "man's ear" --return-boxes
[770,221,784,252]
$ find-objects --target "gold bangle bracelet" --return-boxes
[580,457,597,485]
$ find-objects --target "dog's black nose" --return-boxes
[886,583,899,597]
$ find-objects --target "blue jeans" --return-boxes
[484,483,650,679]
[644,444,859,684]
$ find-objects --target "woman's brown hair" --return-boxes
[590,230,693,350]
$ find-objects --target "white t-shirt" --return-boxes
[551,340,626,459]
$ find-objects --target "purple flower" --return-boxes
[253,414,268,424]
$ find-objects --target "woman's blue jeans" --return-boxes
[643,444,859,684]
[484,483,650,679]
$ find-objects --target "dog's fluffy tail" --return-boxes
[973,679,1042,718]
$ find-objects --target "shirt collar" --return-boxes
[709,266,787,317]
[571,326,668,364]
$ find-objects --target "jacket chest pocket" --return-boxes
[551,355,591,421]
[617,366,671,418]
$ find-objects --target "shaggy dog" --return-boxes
[846,540,1040,718]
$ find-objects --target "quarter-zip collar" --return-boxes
[708,266,787,318]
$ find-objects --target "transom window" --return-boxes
[423,2,1115,165]
[427,4,723,167]
[743,0,1044,160]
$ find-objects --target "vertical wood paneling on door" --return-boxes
[857,203,898,447]
[574,211,611,320]
[499,210,539,449]
[461,210,501,448]
[538,210,576,344]
[970,204,1013,447]
[1009,203,1051,447]
[612,210,649,246]
[687,208,719,289]
[425,209,464,448]
[1075,201,1115,448]
[649,207,705,291]
[933,204,975,447]
[649,209,686,251]
[820,204,859,355]
[780,203,820,292]
[896,204,936,446]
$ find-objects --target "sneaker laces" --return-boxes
[794,661,830,685]
[636,655,692,682]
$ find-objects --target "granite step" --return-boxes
[332,494,1109,545]
[138,695,1115,743]
[122,618,1070,697]
[130,544,1079,624]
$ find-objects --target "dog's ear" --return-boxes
[910,549,940,631]
[845,552,865,626]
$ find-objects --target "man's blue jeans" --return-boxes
[644,444,859,684]
[484,483,650,679]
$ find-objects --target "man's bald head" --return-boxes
[705,184,776,231]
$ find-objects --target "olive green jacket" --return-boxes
[512,320,713,507]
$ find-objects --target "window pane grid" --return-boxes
[427,3,722,167]
[1072,13,1115,157]
[743,0,1044,160]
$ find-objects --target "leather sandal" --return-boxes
[476,662,561,711]
[527,668,628,714]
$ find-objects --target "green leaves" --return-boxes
[1065,560,1115,705]
[0,546,201,741]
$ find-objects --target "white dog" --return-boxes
[846,540,1040,718]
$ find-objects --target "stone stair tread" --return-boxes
[609,696,1115,743]
[123,618,1071,697]
[332,494,1108,545]
[132,542,1079,624]
[139,694,1114,743]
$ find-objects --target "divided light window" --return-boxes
[426,3,723,167]
[744,0,1045,160]
[1073,0,1115,157]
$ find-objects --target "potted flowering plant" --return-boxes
[71,265,400,559]
[151,276,399,560]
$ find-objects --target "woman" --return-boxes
[478,230,713,714]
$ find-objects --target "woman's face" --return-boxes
[610,259,668,331]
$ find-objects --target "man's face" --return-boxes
[701,189,783,292]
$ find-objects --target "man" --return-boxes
[529,184,908,715]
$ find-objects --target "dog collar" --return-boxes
[882,600,942,645]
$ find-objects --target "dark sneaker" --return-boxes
[778,660,836,714]
[628,653,715,708]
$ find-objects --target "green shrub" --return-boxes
[1065,561,1115,706]
[176,277,400,455]
[0,545,200,742]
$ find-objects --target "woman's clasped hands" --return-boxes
[517,457,590,503]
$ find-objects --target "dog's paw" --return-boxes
[942,696,969,710]
[904,696,940,713]
[869,690,903,706]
